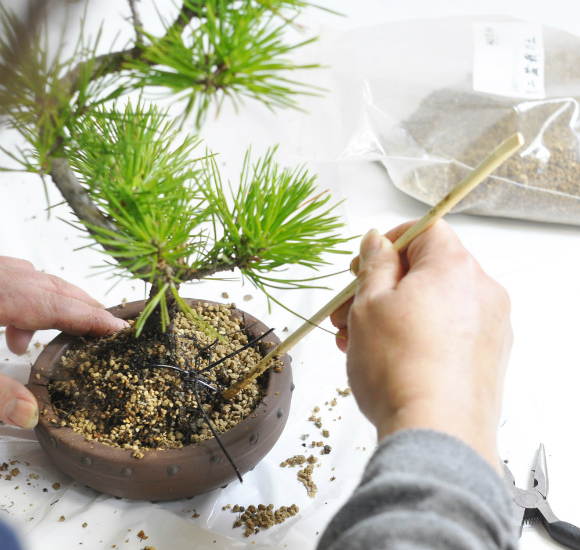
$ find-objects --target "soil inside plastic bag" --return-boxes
[401,87,580,223]
[354,18,580,225]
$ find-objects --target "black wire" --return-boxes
[137,364,217,393]
[133,322,274,484]
[190,359,243,484]
[198,327,275,373]
[140,359,244,482]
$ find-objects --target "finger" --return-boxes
[350,256,360,276]
[0,373,38,429]
[5,326,36,355]
[2,288,128,336]
[330,296,353,331]
[355,229,402,300]
[385,220,418,244]
[0,257,35,270]
[350,223,416,277]
[335,328,349,353]
[404,220,466,270]
[384,220,464,274]
[8,267,105,309]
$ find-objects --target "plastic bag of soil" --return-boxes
[352,17,580,225]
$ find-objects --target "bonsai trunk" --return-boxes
[141,282,181,358]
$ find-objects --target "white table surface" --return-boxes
[1,1,580,549]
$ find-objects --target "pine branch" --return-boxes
[179,261,236,282]
[40,4,205,284]
[49,157,117,234]
[0,1,43,102]
[1,0,343,335]
[36,2,207,273]
[166,2,206,35]
[58,3,202,96]
[127,0,145,45]
[129,1,320,126]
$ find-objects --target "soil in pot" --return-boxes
[29,299,293,500]
[49,302,272,455]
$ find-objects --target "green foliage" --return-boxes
[63,98,350,332]
[0,6,126,172]
[0,6,67,171]
[68,100,206,277]
[201,148,349,284]
[66,99,215,334]
[129,0,319,125]
[0,0,350,334]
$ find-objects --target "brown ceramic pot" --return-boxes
[28,299,293,501]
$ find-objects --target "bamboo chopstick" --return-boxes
[223,132,524,401]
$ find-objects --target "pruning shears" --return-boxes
[504,444,580,549]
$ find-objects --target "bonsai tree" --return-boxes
[0,0,349,356]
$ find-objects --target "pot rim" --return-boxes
[28,298,292,474]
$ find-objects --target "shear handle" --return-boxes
[543,520,580,550]
[538,499,580,549]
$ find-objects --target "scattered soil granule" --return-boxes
[298,462,318,498]
[279,455,307,468]
[231,503,299,537]
[49,304,272,453]
[309,415,322,428]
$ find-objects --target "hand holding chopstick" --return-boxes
[223,132,524,401]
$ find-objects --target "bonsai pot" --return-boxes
[28,299,293,501]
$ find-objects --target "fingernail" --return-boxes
[6,399,39,429]
[110,317,130,331]
[360,228,381,257]
[349,257,360,275]
[360,229,393,264]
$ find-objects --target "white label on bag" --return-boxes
[473,22,545,99]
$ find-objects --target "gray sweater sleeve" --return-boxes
[317,429,518,550]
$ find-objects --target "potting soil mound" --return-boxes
[49,303,269,456]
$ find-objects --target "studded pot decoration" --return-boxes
[28,299,293,501]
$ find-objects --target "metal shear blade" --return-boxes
[504,444,580,549]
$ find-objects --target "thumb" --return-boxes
[0,373,38,429]
[5,326,36,355]
[356,229,401,298]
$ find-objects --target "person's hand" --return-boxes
[331,221,512,473]
[0,256,128,429]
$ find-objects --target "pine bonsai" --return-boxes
[0,0,349,353]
